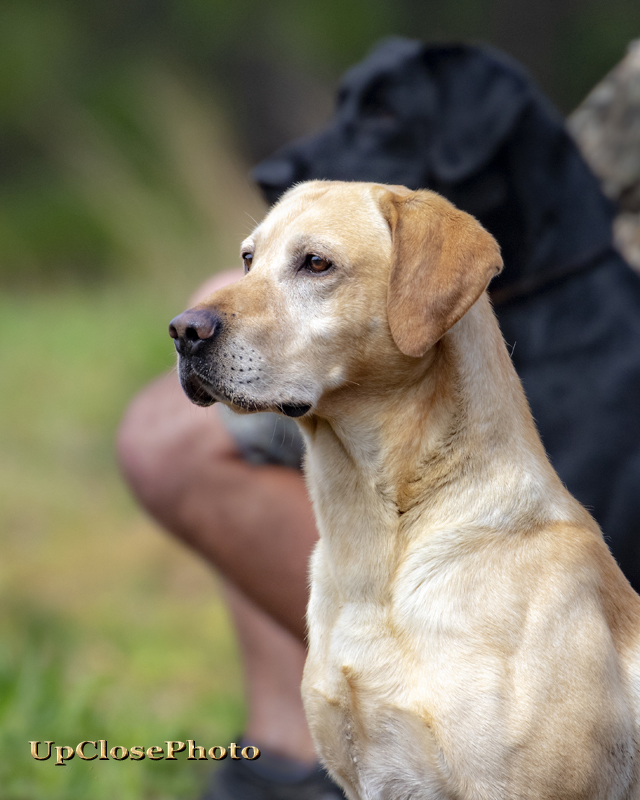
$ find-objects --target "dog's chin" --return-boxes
[180,372,313,418]
[180,373,218,407]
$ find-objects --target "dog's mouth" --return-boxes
[181,372,218,407]
[180,369,312,418]
[276,403,312,418]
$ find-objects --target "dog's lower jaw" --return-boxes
[277,403,312,418]
[178,363,314,416]
[179,372,218,407]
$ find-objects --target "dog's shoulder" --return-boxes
[394,517,640,654]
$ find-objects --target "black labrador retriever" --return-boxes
[252,38,640,589]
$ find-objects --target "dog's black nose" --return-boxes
[169,308,221,355]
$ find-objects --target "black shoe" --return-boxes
[200,754,347,800]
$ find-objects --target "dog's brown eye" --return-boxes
[242,252,253,273]
[304,254,332,274]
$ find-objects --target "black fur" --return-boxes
[253,39,640,588]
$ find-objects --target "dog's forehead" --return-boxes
[251,181,391,254]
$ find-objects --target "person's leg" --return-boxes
[223,581,316,763]
[117,267,323,776]
[117,370,315,642]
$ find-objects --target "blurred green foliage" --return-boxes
[0,0,639,285]
[0,604,240,800]
[0,284,244,799]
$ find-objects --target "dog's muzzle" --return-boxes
[169,308,313,417]
[169,307,223,406]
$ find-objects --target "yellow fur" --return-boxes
[191,181,640,799]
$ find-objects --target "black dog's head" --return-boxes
[253,38,615,296]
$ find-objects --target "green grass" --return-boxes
[0,281,245,799]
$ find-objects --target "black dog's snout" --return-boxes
[169,308,221,355]
[251,156,303,205]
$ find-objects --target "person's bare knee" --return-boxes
[117,371,238,522]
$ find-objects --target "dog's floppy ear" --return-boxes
[380,188,503,358]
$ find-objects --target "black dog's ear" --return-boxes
[421,45,531,183]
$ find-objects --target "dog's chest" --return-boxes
[303,596,453,800]
[301,432,471,797]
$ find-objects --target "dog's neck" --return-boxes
[298,296,577,598]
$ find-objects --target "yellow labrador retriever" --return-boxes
[170,181,640,799]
